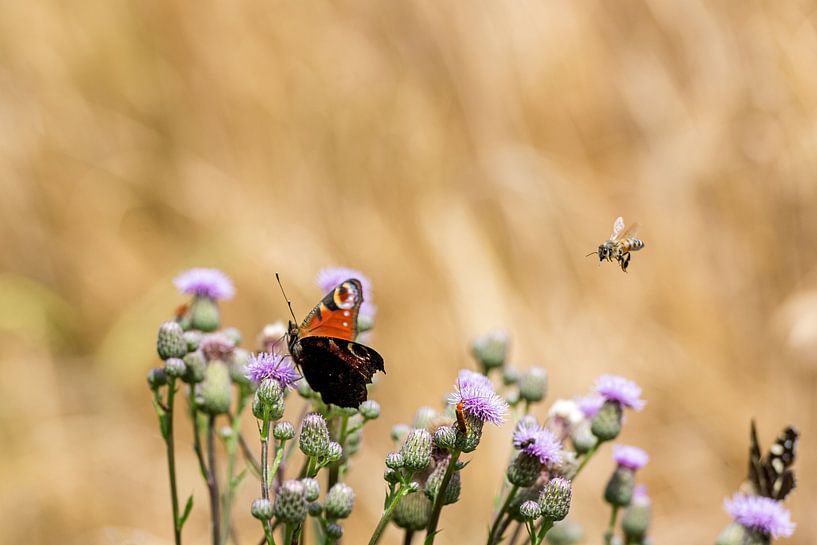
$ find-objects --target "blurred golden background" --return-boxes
[1,1,816,544]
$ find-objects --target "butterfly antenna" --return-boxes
[275,273,298,323]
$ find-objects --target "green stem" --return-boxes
[603,506,620,545]
[533,519,554,545]
[328,415,349,490]
[368,486,412,545]
[283,523,296,545]
[524,520,537,545]
[424,451,461,545]
[487,484,519,545]
[259,410,275,541]
[403,529,415,545]
[575,441,601,477]
[207,415,222,545]
[221,392,250,544]
[162,378,182,545]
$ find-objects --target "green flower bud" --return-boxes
[406,481,420,493]
[591,401,623,442]
[390,424,410,444]
[301,478,320,502]
[182,350,206,383]
[222,326,241,346]
[325,483,355,519]
[147,367,167,389]
[273,421,295,441]
[326,522,343,539]
[508,487,541,522]
[519,500,541,521]
[456,415,484,453]
[545,520,584,545]
[308,501,323,517]
[199,360,232,414]
[470,329,510,372]
[297,380,314,399]
[424,458,460,505]
[621,502,650,541]
[190,296,220,332]
[716,523,747,545]
[157,321,187,359]
[384,468,401,484]
[229,348,251,385]
[518,367,547,403]
[251,498,273,520]
[299,413,330,457]
[183,330,203,352]
[507,452,542,487]
[325,441,343,463]
[393,491,432,531]
[400,429,432,472]
[253,386,284,421]
[359,400,380,420]
[433,426,458,451]
[538,478,572,521]
[502,367,520,386]
[570,420,598,455]
[385,452,404,469]
[164,357,186,378]
[273,480,307,523]
[604,467,635,507]
[412,406,438,429]
[257,378,284,406]
[345,428,362,456]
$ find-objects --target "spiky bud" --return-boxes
[273,480,307,523]
[539,477,572,521]
[424,458,460,505]
[604,467,635,507]
[157,321,187,359]
[570,420,598,455]
[507,452,542,487]
[591,400,623,442]
[301,478,320,502]
[433,426,457,451]
[519,500,541,521]
[412,406,438,429]
[199,360,232,414]
[715,523,747,545]
[257,378,284,406]
[326,522,343,539]
[393,492,432,531]
[359,400,381,420]
[622,502,650,541]
[273,421,295,441]
[147,367,167,389]
[391,424,410,443]
[345,428,362,456]
[325,441,343,462]
[299,413,330,457]
[251,498,273,520]
[308,501,323,517]
[502,367,520,386]
[190,296,220,332]
[325,483,355,519]
[400,429,432,472]
[518,367,548,403]
[385,452,404,470]
[182,350,206,383]
[229,348,251,385]
[456,414,484,453]
[508,487,541,522]
[183,330,203,352]
[164,357,186,378]
[471,329,510,372]
[545,520,584,545]
[384,468,401,484]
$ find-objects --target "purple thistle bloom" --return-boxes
[512,417,542,449]
[316,267,376,320]
[174,268,235,300]
[457,369,494,392]
[448,381,508,426]
[512,418,562,465]
[576,394,605,419]
[724,494,795,538]
[595,375,646,411]
[246,352,301,389]
[613,444,649,470]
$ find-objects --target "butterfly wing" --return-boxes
[299,279,362,341]
[747,421,799,500]
[292,336,385,408]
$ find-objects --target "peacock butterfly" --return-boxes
[285,277,385,408]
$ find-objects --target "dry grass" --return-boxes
[1,1,816,544]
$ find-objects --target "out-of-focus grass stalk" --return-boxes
[603,505,620,545]
[487,484,519,545]
[207,415,221,545]
[221,387,251,544]
[259,408,275,545]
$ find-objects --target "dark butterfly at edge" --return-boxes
[286,278,385,408]
[746,420,798,500]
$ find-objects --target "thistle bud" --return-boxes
[345,429,362,456]
[569,420,598,455]
[433,426,457,451]
[412,406,438,429]
[390,424,410,444]
[400,429,432,472]
[384,468,401,484]
[604,467,635,507]
[273,421,295,441]
[621,492,651,541]
[545,520,584,545]
[538,477,572,521]
[251,498,273,520]
[518,367,548,403]
[301,478,320,502]
[182,350,206,383]
[424,458,460,505]
[502,367,520,386]
[324,483,355,519]
[325,523,343,539]
[359,400,381,420]
[257,378,284,406]
[273,480,307,523]
[164,357,186,378]
[183,330,203,352]
[715,523,747,545]
[190,296,220,332]
[157,321,187,359]
[519,500,541,521]
[507,452,542,487]
[222,326,241,346]
[308,501,323,517]
[393,491,432,531]
[471,329,510,372]
[591,401,623,442]
[147,367,167,389]
[456,415,484,453]
[199,360,232,414]
[299,413,330,457]
[385,452,404,470]
[229,348,251,385]
[508,487,541,522]
[325,442,343,462]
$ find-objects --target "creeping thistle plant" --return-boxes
[149,269,799,545]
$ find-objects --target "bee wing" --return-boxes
[618,221,641,241]
[609,217,626,241]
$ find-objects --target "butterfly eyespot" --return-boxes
[333,282,360,310]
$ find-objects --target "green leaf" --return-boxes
[177,494,194,530]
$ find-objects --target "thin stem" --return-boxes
[532,520,553,545]
[207,415,222,545]
[524,521,537,545]
[487,485,519,545]
[603,506,620,545]
[574,441,601,478]
[327,415,349,490]
[259,411,275,541]
[403,530,415,545]
[190,390,210,480]
[222,392,250,545]
[368,486,412,545]
[508,521,524,545]
[239,432,262,477]
[163,378,182,545]
[424,451,461,545]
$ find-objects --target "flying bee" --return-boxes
[587,216,645,272]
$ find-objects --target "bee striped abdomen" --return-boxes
[622,239,645,252]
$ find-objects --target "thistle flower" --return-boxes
[457,369,494,392]
[512,419,563,467]
[385,452,404,469]
[273,480,307,523]
[246,352,300,389]
[325,441,343,462]
[174,268,235,300]
[199,332,236,361]
[518,367,548,403]
[724,494,795,539]
[595,375,646,411]
[325,483,355,519]
[157,321,187,360]
[400,429,433,472]
[448,371,508,426]
[576,395,605,419]
[590,401,624,441]
[251,498,274,521]
[470,329,510,372]
[300,413,331,457]
[229,348,251,385]
[622,485,651,541]
[548,399,584,429]
[433,426,458,451]
[604,468,636,507]
[519,500,541,521]
[613,445,649,470]
[316,267,376,324]
[539,477,572,521]
[254,379,285,419]
[393,491,432,531]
